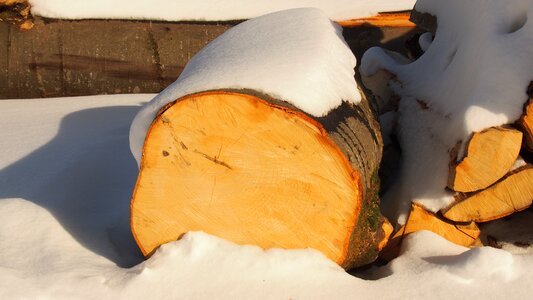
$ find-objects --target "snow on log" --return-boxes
[443,165,533,223]
[130,8,387,269]
[28,0,416,22]
[448,127,522,193]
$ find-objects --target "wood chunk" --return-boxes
[443,166,533,223]
[337,12,415,28]
[131,90,386,269]
[393,203,480,247]
[448,127,522,192]
[380,203,480,261]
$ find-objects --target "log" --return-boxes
[131,88,386,269]
[443,165,533,223]
[380,203,480,261]
[448,126,523,193]
[337,12,415,28]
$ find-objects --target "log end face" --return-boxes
[131,91,379,268]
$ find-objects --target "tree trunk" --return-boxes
[131,86,386,269]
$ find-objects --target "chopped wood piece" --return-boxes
[337,12,415,28]
[519,99,533,151]
[393,203,480,247]
[448,127,522,192]
[131,90,386,269]
[443,166,533,223]
[380,203,480,261]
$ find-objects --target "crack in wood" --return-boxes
[193,149,232,170]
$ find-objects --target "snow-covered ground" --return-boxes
[2,0,533,298]
[28,0,415,21]
[1,95,532,299]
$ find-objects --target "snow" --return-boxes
[361,0,533,220]
[28,0,415,21]
[129,8,359,165]
[1,95,532,298]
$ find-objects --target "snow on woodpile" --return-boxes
[28,0,415,21]
[361,0,533,222]
[129,8,359,165]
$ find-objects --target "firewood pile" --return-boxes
[367,9,533,259]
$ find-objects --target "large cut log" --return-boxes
[130,9,387,269]
[443,165,533,223]
[448,127,522,193]
[131,89,385,269]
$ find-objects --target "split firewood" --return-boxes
[448,126,522,193]
[380,203,480,261]
[392,203,480,247]
[131,89,387,269]
[443,165,533,223]
[518,82,533,151]
[337,12,415,28]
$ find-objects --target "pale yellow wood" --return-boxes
[444,166,533,223]
[448,127,522,192]
[131,92,361,264]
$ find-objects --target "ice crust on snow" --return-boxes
[28,0,415,21]
[361,0,533,220]
[1,95,532,298]
[129,8,359,165]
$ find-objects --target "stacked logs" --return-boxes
[381,82,533,259]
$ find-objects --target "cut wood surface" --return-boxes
[448,127,522,193]
[131,89,385,269]
[380,203,480,261]
[392,203,480,247]
[443,165,533,223]
[337,12,414,28]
